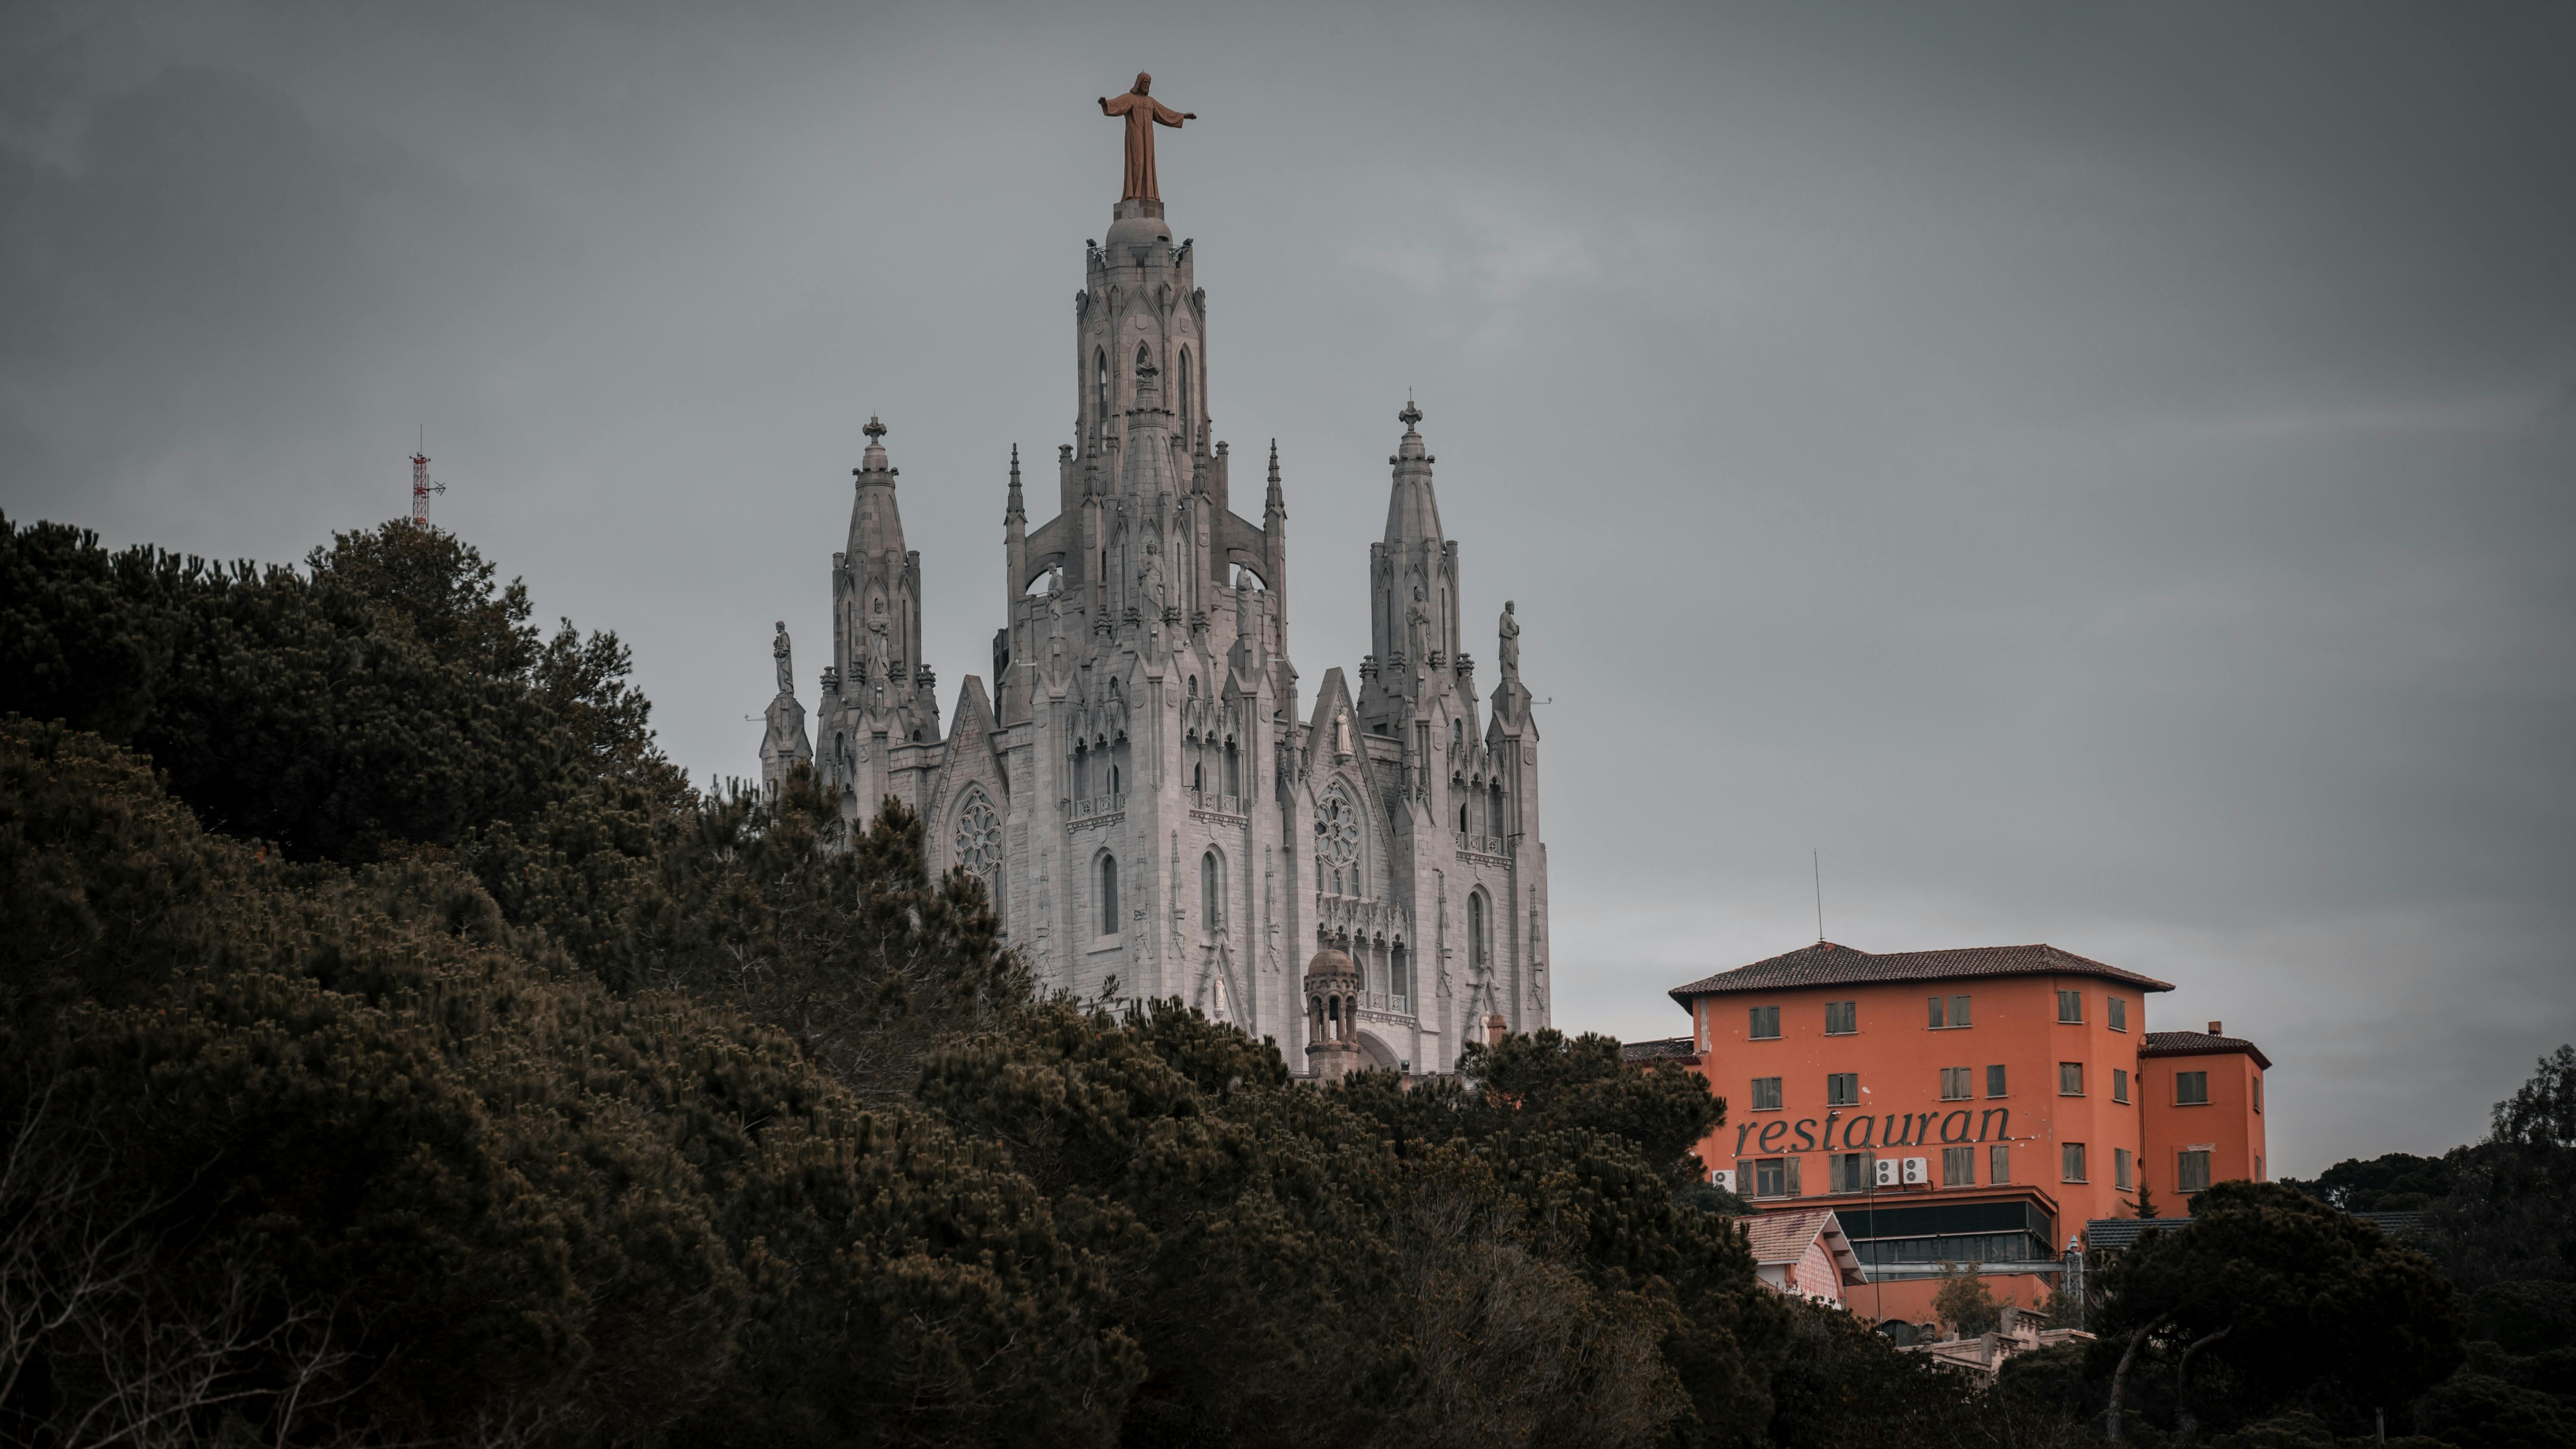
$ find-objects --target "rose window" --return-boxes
[955,794,1002,882]
[1314,786,1360,896]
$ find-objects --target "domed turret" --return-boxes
[1304,946,1363,1083]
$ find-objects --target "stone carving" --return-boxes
[773,621,794,696]
[1499,600,1519,674]
[1098,73,1194,202]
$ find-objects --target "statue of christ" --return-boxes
[1098,72,1195,203]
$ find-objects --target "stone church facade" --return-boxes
[758,188,1549,1078]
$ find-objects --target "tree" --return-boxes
[1932,1261,2004,1338]
[2132,1176,2162,1219]
[0,514,679,865]
[0,718,1125,1447]
[2093,1181,2463,1441]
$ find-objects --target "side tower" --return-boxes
[815,417,945,821]
[1284,404,1549,1077]
[983,186,1300,1037]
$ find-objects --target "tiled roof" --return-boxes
[1620,1037,1699,1064]
[2356,1210,2424,1242]
[1668,941,2175,1005]
[2083,1217,2190,1250]
[1739,1208,1836,1266]
[2140,1030,2271,1070]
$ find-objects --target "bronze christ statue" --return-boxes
[1098,72,1194,203]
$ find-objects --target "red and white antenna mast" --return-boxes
[408,428,445,527]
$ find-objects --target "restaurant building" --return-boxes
[1640,940,2269,1327]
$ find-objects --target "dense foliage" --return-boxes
[1,513,2563,1447]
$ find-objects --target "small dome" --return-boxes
[1103,211,1174,252]
[1304,946,1356,982]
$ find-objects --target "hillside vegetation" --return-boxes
[1,514,2556,1448]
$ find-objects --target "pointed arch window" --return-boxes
[1179,346,1193,446]
[1315,782,1361,897]
[955,789,1002,901]
[1469,891,1490,974]
[1201,849,1225,933]
[1097,852,1120,936]
[1095,349,1109,435]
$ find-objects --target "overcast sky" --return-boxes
[6,0,2571,1174]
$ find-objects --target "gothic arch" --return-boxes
[1314,775,1366,899]
[1200,846,1226,935]
[952,786,1004,913]
[1094,849,1121,938]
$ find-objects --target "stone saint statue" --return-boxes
[1498,600,1520,674]
[772,621,794,696]
[1098,73,1194,202]
[1139,538,1168,619]
[865,619,891,696]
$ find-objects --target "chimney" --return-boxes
[2208,1020,2223,1035]
[1486,1013,1508,1048]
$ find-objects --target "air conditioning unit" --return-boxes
[1874,1158,1900,1187]
[1710,1169,1735,1192]
[1903,1157,1929,1185]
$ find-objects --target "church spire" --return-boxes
[1383,397,1443,546]
[1360,398,1459,728]
[1005,443,1024,522]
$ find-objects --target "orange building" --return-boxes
[1645,940,2270,1328]
[2138,1025,2270,1202]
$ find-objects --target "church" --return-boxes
[758,76,1549,1078]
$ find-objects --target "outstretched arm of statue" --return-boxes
[1149,98,1191,126]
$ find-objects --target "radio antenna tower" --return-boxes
[409,428,445,528]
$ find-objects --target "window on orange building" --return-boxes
[1825,1001,1857,1035]
[1927,995,1945,1029]
[1941,1146,1974,1186]
[1830,1152,1873,1192]
[1951,994,1972,1026]
[2059,1062,2084,1095]
[1987,1064,2007,1098]
[2115,1147,2133,1190]
[2062,1143,2087,1182]
[1940,1067,1972,1101]
[2178,1149,2212,1193]
[1990,1144,2010,1184]
[2253,1075,2263,1113]
[1826,1073,1858,1107]
[2176,1070,2209,1105]
[2057,990,2083,1023]
[1751,1076,1782,1111]
[2113,1068,2129,1104]
[1752,1157,1800,1198]
[2108,996,2128,1032]
[1750,1005,1781,1040]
